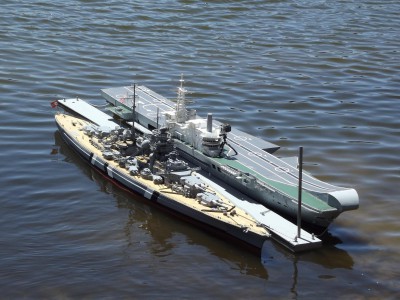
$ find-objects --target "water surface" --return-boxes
[1,0,399,298]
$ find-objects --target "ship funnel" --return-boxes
[207,113,213,132]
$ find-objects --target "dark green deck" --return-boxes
[212,155,333,211]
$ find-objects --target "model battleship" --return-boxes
[54,110,275,248]
[52,76,359,251]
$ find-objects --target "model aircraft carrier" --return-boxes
[99,81,358,228]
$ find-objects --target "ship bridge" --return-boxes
[101,85,281,154]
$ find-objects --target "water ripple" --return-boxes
[0,0,399,298]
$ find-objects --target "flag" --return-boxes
[51,100,58,108]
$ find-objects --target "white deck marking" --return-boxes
[107,166,113,178]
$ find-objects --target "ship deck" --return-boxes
[205,153,333,211]
[101,86,349,199]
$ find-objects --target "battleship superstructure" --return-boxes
[101,76,359,228]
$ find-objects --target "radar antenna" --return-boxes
[175,74,188,123]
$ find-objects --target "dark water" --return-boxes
[1,0,399,298]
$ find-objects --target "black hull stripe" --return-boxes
[151,191,160,201]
